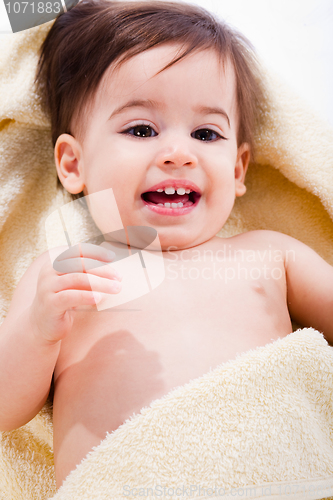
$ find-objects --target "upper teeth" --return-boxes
[156,187,191,195]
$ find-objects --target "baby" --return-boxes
[0,0,333,490]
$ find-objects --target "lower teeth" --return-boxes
[158,202,183,208]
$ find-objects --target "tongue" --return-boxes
[144,191,190,204]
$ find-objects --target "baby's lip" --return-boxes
[142,179,202,195]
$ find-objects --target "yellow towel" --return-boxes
[51,329,333,500]
[0,19,333,500]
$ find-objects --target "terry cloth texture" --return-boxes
[0,20,333,500]
[50,329,333,500]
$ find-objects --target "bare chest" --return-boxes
[52,238,294,486]
[54,252,291,401]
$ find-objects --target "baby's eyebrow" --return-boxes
[194,105,230,128]
[108,98,230,128]
[108,99,164,120]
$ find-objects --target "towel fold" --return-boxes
[50,328,333,500]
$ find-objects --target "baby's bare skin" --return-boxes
[52,231,292,488]
[1,31,332,494]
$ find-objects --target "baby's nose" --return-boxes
[156,146,198,169]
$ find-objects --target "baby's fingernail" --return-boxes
[113,281,122,292]
[107,251,116,260]
[115,270,123,281]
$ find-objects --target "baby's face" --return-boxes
[59,44,249,251]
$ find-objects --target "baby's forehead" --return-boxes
[109,44,231,77]
[99,46,236,101]
[76,46,239,139]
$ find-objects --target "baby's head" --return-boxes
[36,0,264,250]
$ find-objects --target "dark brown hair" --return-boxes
[35,0,264,200]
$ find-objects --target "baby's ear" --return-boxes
[235,143,250,197]
[54,134,85,194]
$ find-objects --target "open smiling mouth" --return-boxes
[141,189,201,214]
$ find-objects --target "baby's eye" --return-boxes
[121,125,226,141]
[192,129,225,142]
[122,124,157,138]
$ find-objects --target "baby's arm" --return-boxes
[275,232,333,343]
[0,251,61,431]
[0,244,122,431]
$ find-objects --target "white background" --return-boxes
[1,0,333,126]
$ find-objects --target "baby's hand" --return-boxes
[29,243,122,345]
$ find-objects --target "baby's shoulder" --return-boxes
[26,245,69,275]
[222,229,304,264]
[225,229,290,249]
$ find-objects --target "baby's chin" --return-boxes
[95,221,215,253]
[157,232,210,253]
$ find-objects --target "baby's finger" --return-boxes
[55,243,116,264]
[54,271,122,295]
[53,289,113,310]
[80,258,123,281]
[53,257,122,281]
